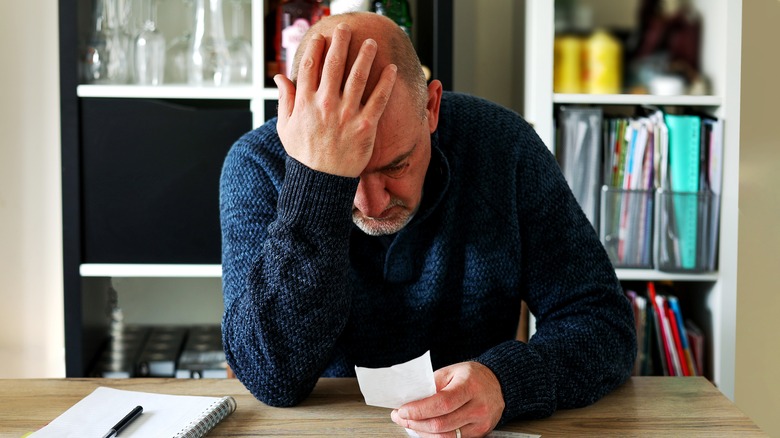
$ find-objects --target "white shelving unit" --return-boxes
[524,0,742,400]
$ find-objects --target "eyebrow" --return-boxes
[376,143,417,172]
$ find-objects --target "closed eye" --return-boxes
[383,162,410,178]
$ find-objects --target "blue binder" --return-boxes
[665,114,701,269]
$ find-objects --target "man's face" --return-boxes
[352,85,434,236]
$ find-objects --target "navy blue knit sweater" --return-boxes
[220,92,636,424]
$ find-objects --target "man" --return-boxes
[220,11,636,438]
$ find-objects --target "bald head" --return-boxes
[290,12,428,115]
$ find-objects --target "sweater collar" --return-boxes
[376,130,450,283]
[406,130,450,228]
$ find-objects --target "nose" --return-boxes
[354,175,390,218]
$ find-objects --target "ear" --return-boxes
[425,80,443,133]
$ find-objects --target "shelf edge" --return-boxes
[80,264,222,278]
[77,84,260,100]
[615,268,719,282]
[553,93,722,106]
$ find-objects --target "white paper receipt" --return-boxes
[355,350,437,409]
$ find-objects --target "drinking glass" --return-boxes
[188,0,232,86]
[135,0,166,85]
[228,0,252,84]
[166,0,194,84]
[84,0,131,84]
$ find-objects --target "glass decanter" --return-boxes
[228,0,253,84]
[188,0,232,86]
[83,0,131,84]
[134,0,166,85]
[165,0,193,84]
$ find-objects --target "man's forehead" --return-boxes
[365,141,417,173]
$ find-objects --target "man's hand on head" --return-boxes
[274,23,398,178]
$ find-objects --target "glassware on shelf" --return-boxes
[165,0,194,84]
[134,0,166,85]
[83,0,132,84]
[228,0,253,84]
[117,0,136,79]
[188,0,232,86]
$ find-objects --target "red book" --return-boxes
[666,303,690,376]
[647,282,675,376]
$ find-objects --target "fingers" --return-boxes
[320,23,352,96]
[398,389,469,422]
[342,38,378,105]
[295,33,326,93]
[274,74,295,128]
[393,389,470,437]
[391,407,468,438]
[361,63,397,122]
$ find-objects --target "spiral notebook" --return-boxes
[29,386,236,437]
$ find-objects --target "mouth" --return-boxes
[351,200,415,236]
[353,200,406,221]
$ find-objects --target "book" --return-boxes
[647,282,673,375]
[657,294,682,376]
[29,386,236,437]
[668,295,697,376]
[664,301,690,376]
[665,113,701,269]
[705,118,724,270]
[600,113,660,268]
[626,290,647,376]
[685,320,706,376]
[558,106,604,228]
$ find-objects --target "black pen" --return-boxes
[102,405,143,438]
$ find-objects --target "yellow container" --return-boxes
[554,35,583,94]
[583,29,622,94]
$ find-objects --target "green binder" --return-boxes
[665,114,701,269]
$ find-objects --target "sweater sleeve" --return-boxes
[475,124,637,424]
[220,133,359,407]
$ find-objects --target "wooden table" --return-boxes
[0,377,765,437]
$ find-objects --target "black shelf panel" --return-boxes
[80,98,251,264]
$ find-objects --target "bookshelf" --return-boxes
[59,0,453,377]
[523,0,742,399]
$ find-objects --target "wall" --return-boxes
[0,0,65,377]
[736,0,780,436]
[452,0,524,113]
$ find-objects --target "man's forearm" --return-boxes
[222,157,359,406]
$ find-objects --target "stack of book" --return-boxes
[626,282,705,377]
